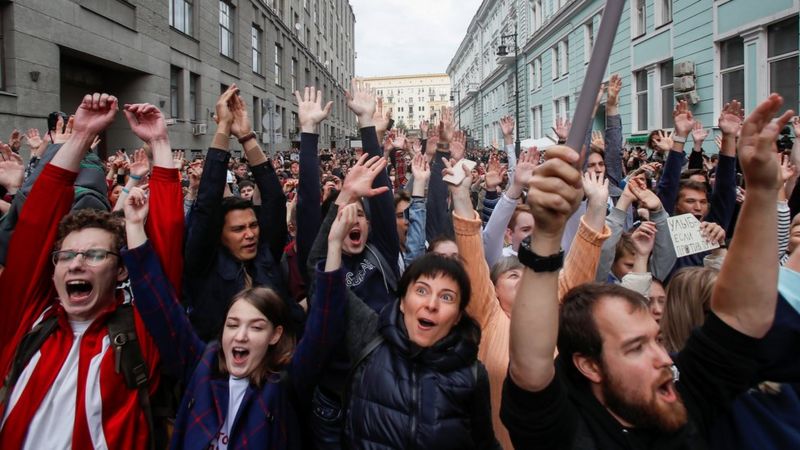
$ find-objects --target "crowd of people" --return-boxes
[0,70,798,450]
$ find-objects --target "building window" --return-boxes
[169,0,193,35]
[551,47,559,80]
[554,96,570,121]
[583,21,594,63]
[290,58,297,92]
[656,0,672,27]
[558,39,569,76]
[768,16,799,114]
[660,60,674,128]
[635,69,648,131]
[633,0,646,38]
[274,44,283,86]
[170,66,182,119]
[531,105,543,139]
[531,0,542,33]
[252,26,263,75]
[253,96,261,131]
[219,1,234,58]
[719,36,744,107]
[189,73,199,122]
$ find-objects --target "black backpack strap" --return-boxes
[107,304,155,450]
[0,315,59,412]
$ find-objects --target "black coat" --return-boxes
[345,301,500,450]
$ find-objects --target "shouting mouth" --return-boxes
[66,280,94,302]
[231,347,250,365]
[348,228,363,247]
[656,379,678,403]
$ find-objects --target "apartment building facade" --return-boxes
[0,0,356,157]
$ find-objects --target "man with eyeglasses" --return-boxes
[0,94,183,449]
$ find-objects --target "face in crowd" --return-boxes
[53,227,127,322]
[586,151,607,179]
[648,279,666,323]
[239,184,255,201]
[341,201,369,256]
[395,198,410,248]
[675,187,709,220]
[505,208,534,252]
[494,267,522,315]
[222,207,260,261]
[222,298,283,379]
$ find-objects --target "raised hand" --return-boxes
[188,160,203,190]
[52,115,74,144]
[173,150,185,170]
[391,129,407,150]
[631,221,657,257]
[738,94,794,191]
[792,116,800,137]
[582,169,609,207]
[328,202,361,245]
[439,107,455,143]
[606,74,622,112]
[409,137,423,157]
[128,148,150,179]
[419,119,429,135]
[338,153,389,205]
[410,153,430,183]
[552,116,571,141]
[295,86,333,133]
[652,130,674,152]
[718,100,744,136]
[25,128,43,157]
[692,121,709,148]
[672,100,695,137]
[228,93,252,139]
[629,176,663,211]
[512,148,539,189]
[215,85,238,130]
[345,79,376,127]
[527,145,583,240]
[72,93,119,137]
[8,129,21,152]
[590,130,605,151]
[123,103,169,145]
[123,186,150,225]
[451,130,466,161]
[779,153,797,184]
[425,126,439,155]
[500,115,515,139]
[484,153,506,191]
[0,144,23,191]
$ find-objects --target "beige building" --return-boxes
[359,74,451,132]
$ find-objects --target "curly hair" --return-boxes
[55,209,126,258]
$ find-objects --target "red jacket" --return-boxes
[0,164,184,449]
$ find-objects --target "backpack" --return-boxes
[0,304,172,450]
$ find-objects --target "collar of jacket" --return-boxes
[217,246,255,282]
[377,299,480,372]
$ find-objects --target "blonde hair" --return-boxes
[660,267,718,353]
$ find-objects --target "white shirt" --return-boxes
[211,376,250,450]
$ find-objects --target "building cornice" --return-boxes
[521,0,592,57]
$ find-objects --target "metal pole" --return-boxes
[514,22,521,158]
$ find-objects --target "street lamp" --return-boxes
[497,21,521,158]
[450,89,462,129]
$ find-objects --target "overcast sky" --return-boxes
[349,0,484,77]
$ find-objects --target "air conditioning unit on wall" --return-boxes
[192,123,208,135]
[673,61,699,105]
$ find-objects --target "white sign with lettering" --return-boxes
[667,214,719,258]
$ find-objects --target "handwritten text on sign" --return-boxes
[666,214,720,258]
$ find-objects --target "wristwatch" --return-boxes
[672,134,687,143]
[517,242,564,272]
[237,131,257,144]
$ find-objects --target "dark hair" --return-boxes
[677,179,709,200]
[398,253,472,311]
[238,180,255,191]
[394,190,411,208]
[426,235,457,254]
[55,209,126,262]
[221,196,255,217]
[646,130,664,150]
[217,287,297,388]
[589,147,606,159]
[558,283,650,384]
[614,232,636,262]
[680,169,710,190]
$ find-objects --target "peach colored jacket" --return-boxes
[453,211,611,449]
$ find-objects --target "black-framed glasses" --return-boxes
[52,249,120,267]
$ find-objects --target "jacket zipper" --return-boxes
[409,363,418,450]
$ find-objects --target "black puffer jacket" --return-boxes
[345,300,500,449]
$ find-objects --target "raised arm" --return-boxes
[0,94,116,367]
[346,79,400,273]
[629,176,676,280]
[508,145,583,392]
[124,103,185,298]
[183,86,238,275]
[295,87,333,276]
[656,101,695,213]
[604,74,624,190]
[403,154,430,266]
[712,94,793,337]
[500,115,517,176]
[123,187,205,384]
[688,121,709,170]
[708,101,744,230]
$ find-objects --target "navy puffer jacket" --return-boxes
[345,300,500,449]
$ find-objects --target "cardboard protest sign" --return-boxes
[667,214,720,258]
